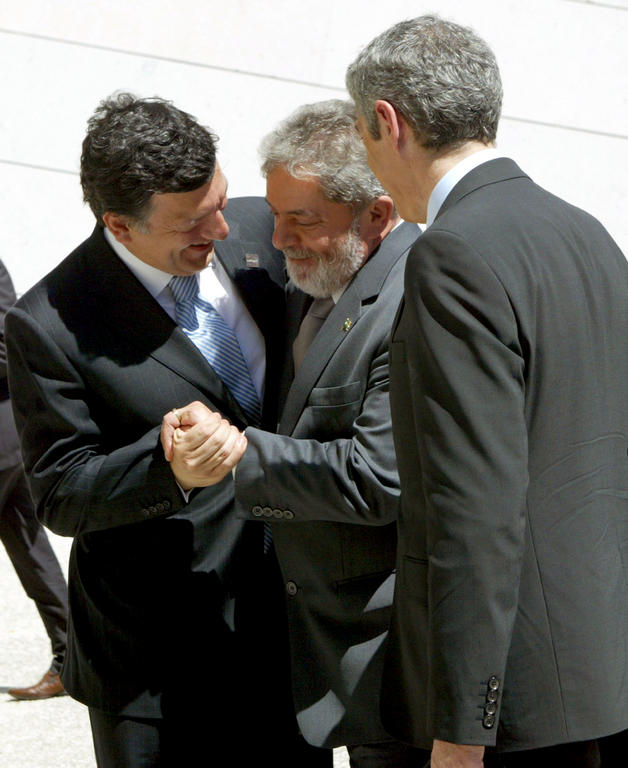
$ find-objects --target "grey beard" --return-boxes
[284,229,367,298]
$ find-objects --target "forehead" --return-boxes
[148,166,227,223]
[266,167,325,208]
[265,166,350,218]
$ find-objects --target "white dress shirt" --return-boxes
[426,148,505,228]
[103,228,266,400]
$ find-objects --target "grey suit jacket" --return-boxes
[5,197,285,717]
[384,158,628,751]
[235,221,420,747]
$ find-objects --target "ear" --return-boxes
[374,100,414,152]
[374,100,401,147]
[103,211,133,245]
[359,195,396,251]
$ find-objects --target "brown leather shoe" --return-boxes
[8,669,66,700]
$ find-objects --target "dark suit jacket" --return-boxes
[5,197,285,717]
[235,222,420,747]
[0,260,22,470]
[384,158,628,751]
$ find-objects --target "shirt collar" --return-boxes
[103,227,172,299]
[426,148,505,227]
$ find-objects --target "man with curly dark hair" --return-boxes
[5,93,288,767]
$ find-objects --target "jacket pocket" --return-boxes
[309,380,362,407]
[299,381,363,440]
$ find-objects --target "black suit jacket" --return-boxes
[5,197,285,717]
[235,222,420,747]
[383,159,628,751]
[0,260,22,470]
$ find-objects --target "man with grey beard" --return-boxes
[161,100,423,766]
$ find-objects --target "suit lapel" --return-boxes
[391,160,528,343]
[213,202,289,429]
[436,158,529,220]
[214,221,285,327]
[87,228,250,426]
[279,221,419,434]
[277,287,310,414]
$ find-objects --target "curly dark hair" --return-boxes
[80,92,218,226]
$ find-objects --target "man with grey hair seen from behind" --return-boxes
[346,13,628,768]
[160,99,424,767]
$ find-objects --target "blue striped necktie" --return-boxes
[169,274,261,424]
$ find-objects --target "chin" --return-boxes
[182,248,214,272]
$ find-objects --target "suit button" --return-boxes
[252,505,263,517]
[488,676,499,691]
[486,689,498,703]
[155,502,164,513]
[141,508,149,516]
[272,509,283,519]
[286,581,298,596]
[483,714,496,729]
[163,500,171,510]
[485,702,497,715]
[284,510,294,520]
[262,506,273,518]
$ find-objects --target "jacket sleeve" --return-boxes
[5,305,186,537]
[0,260,17,382]
[401,227,528,745]
[234,339,399,526]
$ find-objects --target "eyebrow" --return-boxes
[264,200,318,217]
[181,180,230,225]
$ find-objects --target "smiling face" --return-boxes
[266,167,370,297]
[104,164,229,275]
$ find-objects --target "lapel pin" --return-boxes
[342,318,352,332]
[245,253,260,268]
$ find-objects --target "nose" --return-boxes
[272,219,298,251]
[201,210,229,241]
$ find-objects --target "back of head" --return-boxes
[346,14,502,149]
[81,92,218,227]
[259,98,387,212]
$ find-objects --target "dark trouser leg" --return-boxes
[0,465,68,672]
[484,739,601,767]
[347,740,431,767]
[89,708,239,768]
[90,702,320,768]
[235,545,332,768]
[89,710,163,768]
[598,728,628,766]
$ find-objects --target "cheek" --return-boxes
[303,232,336,255]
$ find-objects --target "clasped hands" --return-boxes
[161,401,247,490]
[161,407,487,768]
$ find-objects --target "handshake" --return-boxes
[161,401,247,491]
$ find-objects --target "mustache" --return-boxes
[283,248,320,261]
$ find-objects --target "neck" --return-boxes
[406,140,493,222]
[429,141,492,186]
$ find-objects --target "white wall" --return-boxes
[1,0,626,294]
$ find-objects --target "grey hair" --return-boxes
[259,99,387,211]
[346,15,502,149]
